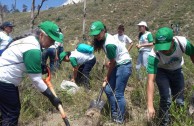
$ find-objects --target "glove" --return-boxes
[42,88,62,110]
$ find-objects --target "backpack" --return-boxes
[76,43,94,54]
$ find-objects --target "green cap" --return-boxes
[89,21,105,36]
[60,51,68,62]
[38,21,63,42]
[155,27,173,51]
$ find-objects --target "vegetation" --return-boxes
[3,0,194,125]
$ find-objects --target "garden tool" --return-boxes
[88,82,107,111]
[43,66,70,126]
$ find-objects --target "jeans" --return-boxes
[156,68,184,126]
[0,82,21,126]
[136,50,150,70]
[104,62,132,122]
[136,50,150,80]
[42,48,56,72]
[75,57,96,89]
[56,46,64,68]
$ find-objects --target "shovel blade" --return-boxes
[89,100,105,110]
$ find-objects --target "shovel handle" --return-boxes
[43,67,70,126]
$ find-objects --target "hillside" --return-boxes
[3,0,194,126]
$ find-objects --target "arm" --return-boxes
[104,44,117,82]
[72,66,79,82]
[137,33,154,49]
[147,74,156,119]
[127,42,133,52]
[105,59,116,82]
[190,55,194,64]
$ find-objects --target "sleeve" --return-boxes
[125,35,132,44]
[70,57,78,67]
[185,39,194,56]
[23,49,42,73]
[106,44,117,60]
[147,33,154,43]
[147,55,159,74]
[28,73,47,92]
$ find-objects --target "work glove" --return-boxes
[42,88,62,110]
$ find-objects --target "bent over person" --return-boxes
[147,27,194,126]
[0,21,63,126]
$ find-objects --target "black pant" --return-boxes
[76,57,96,89]
[0,81,20,126]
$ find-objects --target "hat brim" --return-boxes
[60,52,68,62]
[155,42,171,51]
[89,30,101,36]
[48,33,63,43]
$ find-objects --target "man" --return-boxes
[0,21,15,55]
[147,27,194,126]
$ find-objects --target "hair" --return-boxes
[92,38,105,52]
[66,51,71,57]
[138,26,149,40]
[118,24,124,31]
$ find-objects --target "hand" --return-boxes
[147,106,155,121]
[71,78,75,82]
[55,56,59,61]
[136,44,141,49]
[104,76,108,83]
[51,97,62,110]
[42,88,62,110]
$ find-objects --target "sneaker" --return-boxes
[113,118,124,124]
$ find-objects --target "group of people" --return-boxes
[0,19,194,126]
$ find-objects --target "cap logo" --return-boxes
[157,36,167,41]
[91,25,96,30]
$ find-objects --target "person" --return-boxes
[89,21,132,124]
[136,21,154,80]
[56,28,65,68]
[146,27,194,126]
[0,21,63,126]
[114,24,133,52]
[0,21,15,55]
[60,43,96,90]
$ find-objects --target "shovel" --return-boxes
[89,82,107,110]
[43,66,70,126]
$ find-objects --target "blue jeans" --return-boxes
[76,57,96,89]
[156,68,184,126]
[56,46,64,68]
[42,48,56,72]
[0,81,21,126]
[105,62,132,122]
[136,50,150,70]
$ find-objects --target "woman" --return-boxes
[0,21,63,126]
[60,43,96,90]
[89,21,132,124]
[136,21,154,80]
[0,21,15,55]
[147,27,194,126]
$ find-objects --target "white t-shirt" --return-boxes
[114,34,132,47]
[0,36,47,92]
[0,31,12,50]
[103,33,131,65]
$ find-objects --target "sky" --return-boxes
[0,0,68,11]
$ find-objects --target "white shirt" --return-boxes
[0,31,12,50]
[114,34,132,47]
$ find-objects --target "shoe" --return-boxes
[113,118,124,124]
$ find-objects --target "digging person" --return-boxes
[0,21,63,126]
[89,21,132,124]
